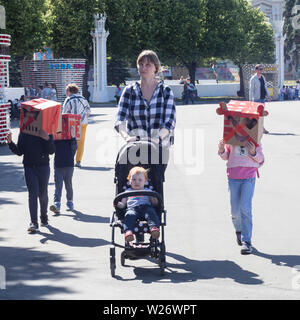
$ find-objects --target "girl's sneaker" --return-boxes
[125,231,134,243]
[150,226,160,239]
[50,203,60,215]
[66,201,74,211]
[27,223,39,234]
[241,242,252,255]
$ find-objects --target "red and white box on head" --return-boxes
[20,98,62,137]
[54,114,81,140]
[216,100,269,147]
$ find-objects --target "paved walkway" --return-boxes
[0,101,300,299]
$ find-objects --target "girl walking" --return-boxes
[218,140,264,254]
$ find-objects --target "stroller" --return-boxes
[110,139,168,277]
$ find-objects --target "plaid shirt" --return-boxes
[114,82,176,141]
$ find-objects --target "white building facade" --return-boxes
[252,0,285,87]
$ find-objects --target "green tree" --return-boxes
[226,1,275,96]
[0,0,48,86]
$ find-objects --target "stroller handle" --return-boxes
[113,190,164,210]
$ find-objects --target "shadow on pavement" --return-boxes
[77,166,113,171]
[88,119,109,125]
[0,246,80,299]
[267,132,298,136]
[59,209,110,224]
[0,161,26,193]
[115,251,263,285]
[39,225,110,248]
[0,197,19,206]
[0,144,13,156]
[252,248,300,268]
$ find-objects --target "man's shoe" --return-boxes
[41,221,48,227]
[236,231,242,246]
[241,242,253,255]
[27,223,39,234]
[50,204,60,215]
[66,201,74,211]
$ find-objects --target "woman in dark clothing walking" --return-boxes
[6,129,55,234]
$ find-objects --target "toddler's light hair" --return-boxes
[127,166,149,181]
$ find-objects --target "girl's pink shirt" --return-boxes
[218,144,264,179]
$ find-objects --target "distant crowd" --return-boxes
[279,80,300,101]
[10,82,58,120]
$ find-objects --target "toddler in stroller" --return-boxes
[110,139,167,277]
[116,166,160,243]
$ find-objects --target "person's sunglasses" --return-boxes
[258,68,264,71]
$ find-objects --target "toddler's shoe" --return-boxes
[241,242,252,255]
[150,226,160,239]
[66,201,74,211]
[50,203,60,215]
[125,230,134,243]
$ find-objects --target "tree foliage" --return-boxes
[284,0,300,73]
[0,0,48,57]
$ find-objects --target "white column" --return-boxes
[91,14,109,103]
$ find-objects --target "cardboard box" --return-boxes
[54,114,81,140]
[20,99,61,137]
[216,100,268,146]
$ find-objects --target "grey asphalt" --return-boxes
[0,100,300,300]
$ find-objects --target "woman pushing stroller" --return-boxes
[114,49,176,177]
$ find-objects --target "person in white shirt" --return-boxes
[62,83,91,167]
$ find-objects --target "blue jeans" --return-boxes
[24,166,50,225]
[228,178,256,244]
[123,204,159,232]
[54,167,74,204]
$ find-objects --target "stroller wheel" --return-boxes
[110,247,116,277]
[121,251,126,266]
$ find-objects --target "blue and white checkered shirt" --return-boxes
[114,82,176,143]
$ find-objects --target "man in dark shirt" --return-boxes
[6,130,55,234]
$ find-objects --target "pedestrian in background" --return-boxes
[249,64,270,134]
[295,80,300,100]
[114,84,122,105]
[49,83,57,101]
[62,83,91,168]
[41,82,51,99]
